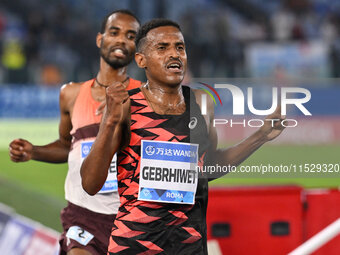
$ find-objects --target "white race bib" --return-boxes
[138,140,199,205]
[66,226,94,246]
[81,141,118,193]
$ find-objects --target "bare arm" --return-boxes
[81,83,130,195]
[194,89,285,180]
[9,83,77,163]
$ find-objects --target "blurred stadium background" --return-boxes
[0,0,339,254]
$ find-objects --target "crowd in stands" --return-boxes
[0,0,340,85]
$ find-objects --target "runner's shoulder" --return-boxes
[192,88,214,107]
[59,81,87,111]
[60,81,83,94]
[60,81,85,101]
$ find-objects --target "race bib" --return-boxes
[81,141,118,193]
[138,140,199,205]
[66,226,94,246]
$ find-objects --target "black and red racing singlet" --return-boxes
[108,86,210,255]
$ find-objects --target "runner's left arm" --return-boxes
[208,107,285,180]
[196,90,285,180]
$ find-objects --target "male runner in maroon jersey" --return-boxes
[9,10,141,255]
[81,19,285,254]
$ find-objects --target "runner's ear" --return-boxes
[96,33,102,49]
[135,52,146,69]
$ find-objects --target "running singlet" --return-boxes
[65,78,141,215]
[108,86,210,254]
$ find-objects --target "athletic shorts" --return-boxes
[59,202,116,255]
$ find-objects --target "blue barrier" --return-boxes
[0,85,339,118]
[0,86,60,118]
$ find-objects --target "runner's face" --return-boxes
[99,13,139,69]
[143,26,187,86]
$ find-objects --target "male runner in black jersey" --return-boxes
[81,19,285,254]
